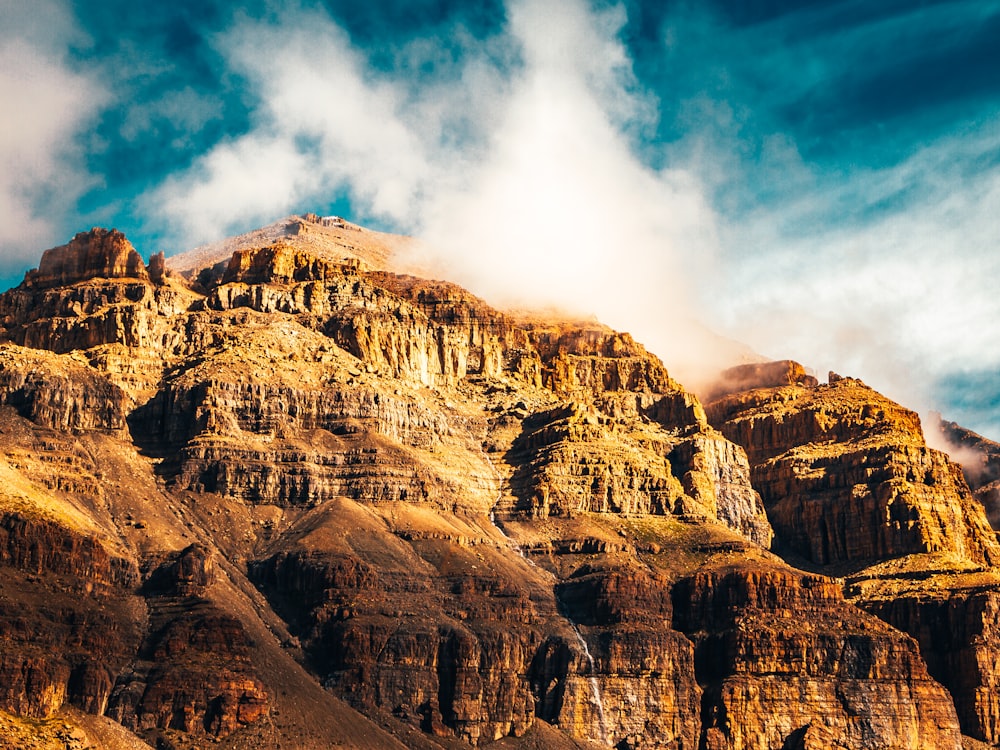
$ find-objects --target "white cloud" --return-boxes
[415,0,726,380]
[152,135,320,243]
[712,119,1000,426]
[0,0,106,260]
[144,0,728,382]
[143,6,432,244]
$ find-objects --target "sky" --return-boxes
[2,0,999,439]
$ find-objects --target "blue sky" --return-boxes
[2,0,999,439]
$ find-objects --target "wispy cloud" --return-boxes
[142,4,434,243]
[710,118,1000,430]
[643,0,1000,433]
[0,0,107,262]
[415,0,726,379]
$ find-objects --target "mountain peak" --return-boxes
[167,213,420,279]
[24,228,150,290]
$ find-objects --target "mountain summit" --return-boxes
[0,215,998,749]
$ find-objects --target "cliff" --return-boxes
[706,367,1000,746]
[0,215,992,748]
[24,229,150,290]
[706,375,999,569]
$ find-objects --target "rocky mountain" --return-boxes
[0,214,998,749]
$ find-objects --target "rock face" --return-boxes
[706,368,1000,748]
[108,544,271,739]
[672,564,960,750]
[0,216,992,749]
[0,511,141,719]
[707,377,999,569]
[862,584,1000,745]
[702,360,818,403]
[24,229,150,290]
[549,567,702,749]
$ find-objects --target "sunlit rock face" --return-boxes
[706,368,1000,747]
[707,376,999,569]
[25,228,150,290]
[0,215,989,748]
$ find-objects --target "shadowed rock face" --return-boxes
[0,512,141,719]
[862,587,1000,745]
[0,217,988,749]
[934,415,1000,529]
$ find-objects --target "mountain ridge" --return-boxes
[0,216,998,748]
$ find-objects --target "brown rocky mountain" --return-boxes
[0,214,998,749]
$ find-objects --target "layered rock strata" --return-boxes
[0,219,989,749]
[0,512,141,719]
[861,580,1000,744]
[707,375,999,568]
[108,546,269,738]
[672,564,961,750]
[706,366,1000,748]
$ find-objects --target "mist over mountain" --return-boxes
[4,0,1000,441]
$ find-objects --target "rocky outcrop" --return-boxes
[223,242,354,284]
[128,371,456,507]
[0,512,141,719]
[0,512,137,589]
[108,606,270,737]
[672,565,963,750]
[702,360,818,403]
[705,369,1000,748]
[248,516,707,749]
[0,279,193,360]
[505,399,773,547]
[707,376,1000,568]
[108,545,270,739]
[175,435,441,506]
[506,401,688,517]
[248,504,543,746]
[668,432,773,548]
[861,584,1000,745]
[548,568,702,749]
[24,229,149,290]
[206,247,529,388]
[0,345,131,432]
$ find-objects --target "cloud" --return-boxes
[710,117,1000,432]
[142,0,730,382]
[0,0,107,262]
[142,4,433,245]
[414,0,727,380]
[119,86,224,148]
